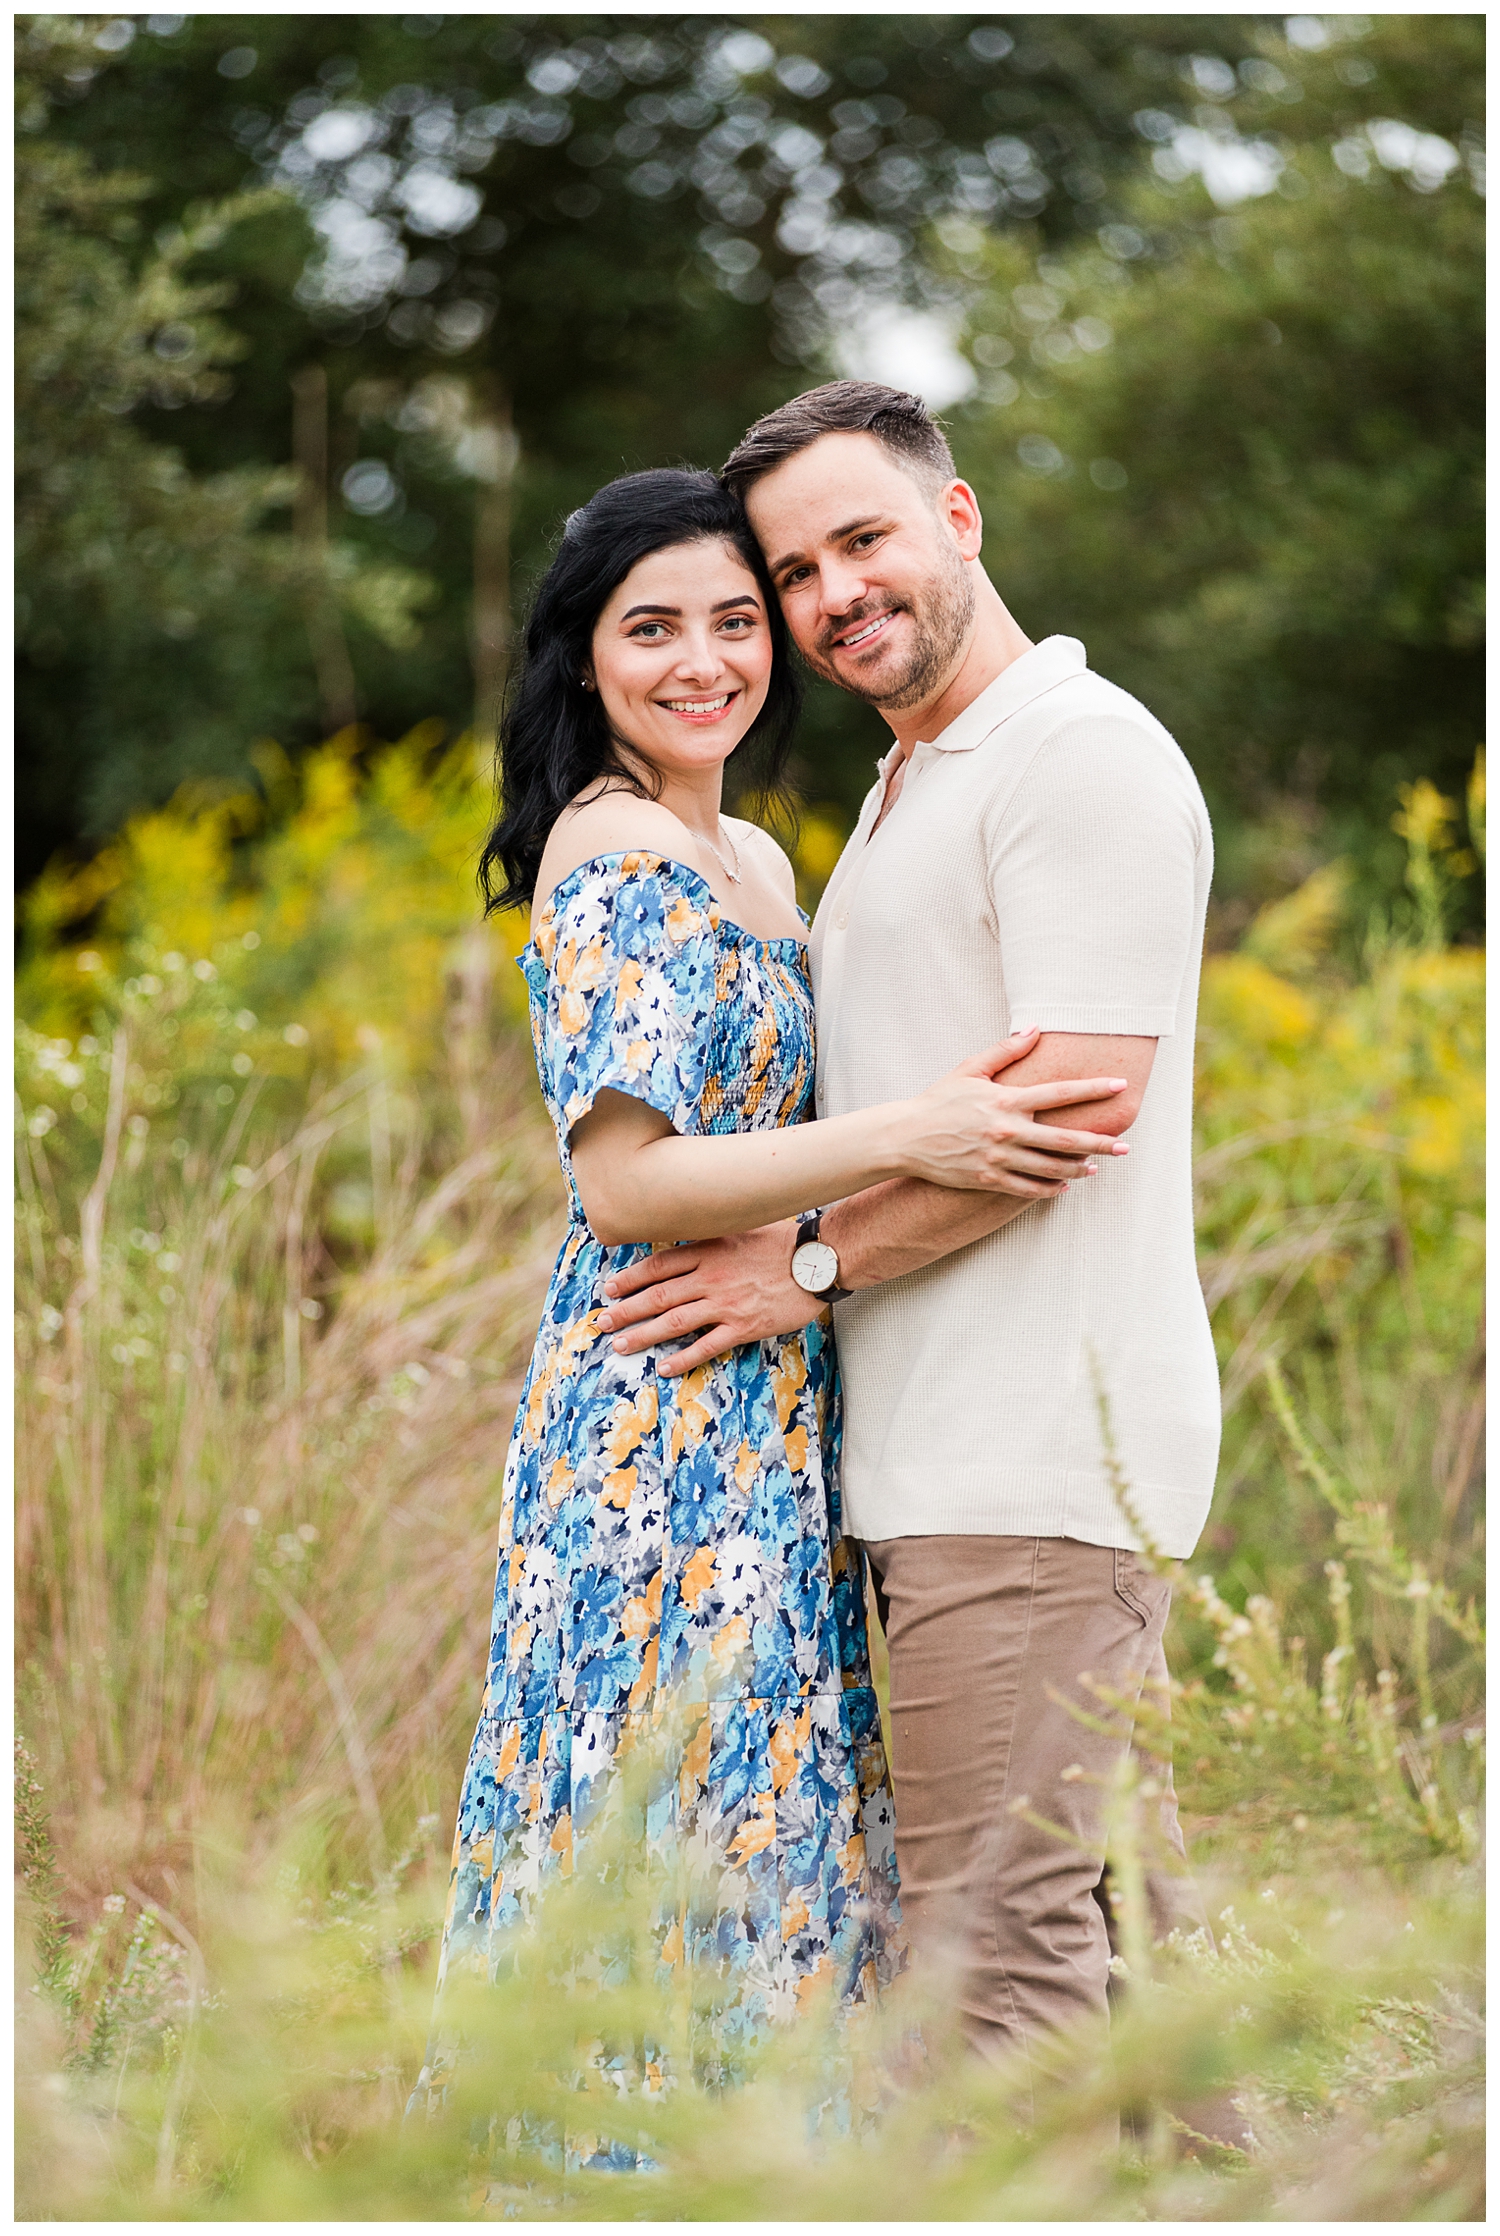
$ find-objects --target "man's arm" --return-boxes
[824,1030,1154,1283]
[599,1032,1155,1374]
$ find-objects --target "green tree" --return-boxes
[20,11,1280,872]
[949,15,1483,927]
[14,18,431,880]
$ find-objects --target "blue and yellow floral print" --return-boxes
[428,852,901,2053]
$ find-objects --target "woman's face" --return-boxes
[587,538,773,784]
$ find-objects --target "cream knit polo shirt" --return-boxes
[809,636,1220,1561]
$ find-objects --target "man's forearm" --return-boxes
[823,1177,1037,1290]
[824,1034,1155,1292]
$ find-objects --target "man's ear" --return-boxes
[942,478,985,562]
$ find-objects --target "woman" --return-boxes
[422,469,1126,2089]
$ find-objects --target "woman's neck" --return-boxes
[614,752,726,843]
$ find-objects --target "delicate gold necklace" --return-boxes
[697,822,742,885]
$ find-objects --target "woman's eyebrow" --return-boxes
[619,594,759,619]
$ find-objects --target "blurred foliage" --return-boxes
[20,8,1480,928]
[13,17,433,861]
[1190,766,1483,1660]
[950,14,1484,938]
[14,1675,1485,2219]
[17,724,529,1084]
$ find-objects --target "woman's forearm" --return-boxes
[576,1104,908,1245]
[571,1046,1130,1245]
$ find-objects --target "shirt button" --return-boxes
[835,909,849,930]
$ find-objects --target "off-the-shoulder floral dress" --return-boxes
[425,852,901,2071]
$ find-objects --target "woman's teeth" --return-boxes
[661,693,732,713]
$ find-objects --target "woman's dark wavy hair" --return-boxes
[479,468,801,914]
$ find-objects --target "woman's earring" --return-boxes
[580,676,594,691]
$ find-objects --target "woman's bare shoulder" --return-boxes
[531,790,691,925]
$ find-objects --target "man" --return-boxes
[598,380,1221,2078]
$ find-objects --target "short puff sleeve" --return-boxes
[521,854,718,1141]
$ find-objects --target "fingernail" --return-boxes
[1113,1144,1129,1154]
[604,1280,619,1295]
[612,1336,626,1353]
[1084,1164,1097,1176]
[1108,1078,1127,1088]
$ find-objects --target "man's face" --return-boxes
[745,430,977,712]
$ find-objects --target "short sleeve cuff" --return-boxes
[1006,1002,1178,1038]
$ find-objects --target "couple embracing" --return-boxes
[426,380,1222,2105]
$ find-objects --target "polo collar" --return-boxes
[919,635,1088,754]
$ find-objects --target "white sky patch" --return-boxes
[299,199,406,310]
[1366,118,1462,191]
[1161,127,1284,207]
[835,306,977,410]
[300,105,382,165]
[393,164,483,237]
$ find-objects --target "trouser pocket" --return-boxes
[1113,1545,1172,1627]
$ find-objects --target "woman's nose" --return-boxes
[672,632,723,681]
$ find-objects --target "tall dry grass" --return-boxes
[14,743,1484,2217]
[17,979,564,1903]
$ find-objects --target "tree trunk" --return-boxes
[290,363,357,738]
[468,385,517,741]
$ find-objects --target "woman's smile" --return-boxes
[655,688,740,724]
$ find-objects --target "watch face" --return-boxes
[791,1240,840,1295]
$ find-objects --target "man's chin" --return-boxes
[823,649,925,709]
[802,639,908,705]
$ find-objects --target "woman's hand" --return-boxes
[895,1039,1132,1198]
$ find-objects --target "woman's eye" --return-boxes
[631,622,667,639]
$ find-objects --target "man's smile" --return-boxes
[829,606,902,654]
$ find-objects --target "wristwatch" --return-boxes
[790,1210,851,1305]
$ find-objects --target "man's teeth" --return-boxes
[840,611,893,649]
[662,694,731,711]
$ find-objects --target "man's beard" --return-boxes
[806,549,976,712]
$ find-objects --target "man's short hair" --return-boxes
[722,379,957,503]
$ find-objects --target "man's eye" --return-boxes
[851,532,881,551]
[781,568,811,589]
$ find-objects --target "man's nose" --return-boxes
[818,558,872,620]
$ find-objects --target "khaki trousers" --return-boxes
[864,1534,1208,2072]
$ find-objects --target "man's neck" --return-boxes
[881,571,1034,765]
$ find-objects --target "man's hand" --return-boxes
[598,1220,815,1376]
